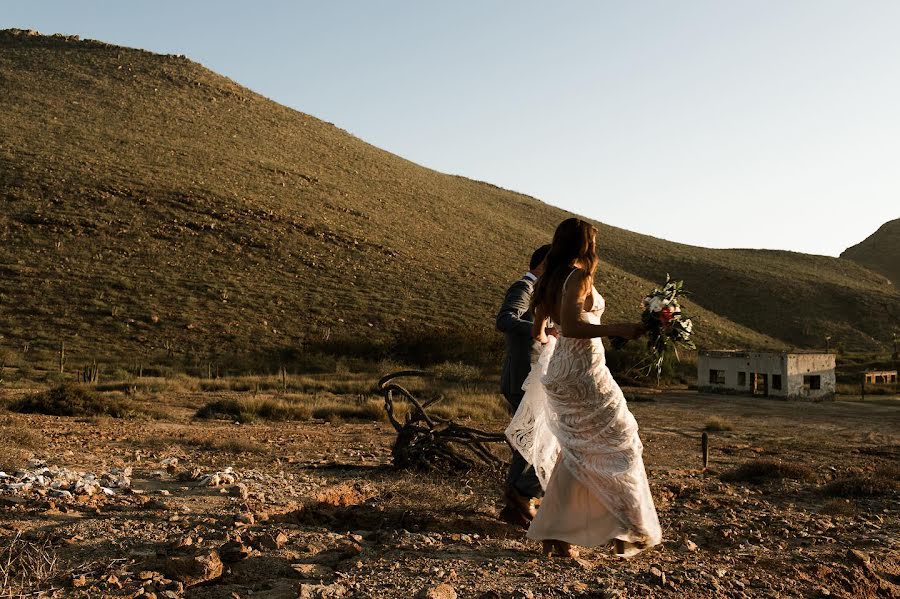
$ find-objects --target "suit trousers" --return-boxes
[504,390,543,499]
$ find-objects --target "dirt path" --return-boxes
[1,392,897,598]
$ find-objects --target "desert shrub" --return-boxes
[0,533,58,598]
[10,384,129,418]
[179,435,266,454]
[822,476,898,498]
[195,397,311,423]
[196,398,252,422]
[704,416,733,432]
[310,397,385,423]
[819,498,857,516]
[431,361,481,382]
[721,459,813,483]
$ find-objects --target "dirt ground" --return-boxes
[1,390,898,598]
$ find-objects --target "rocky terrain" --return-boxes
[1,388,898,598]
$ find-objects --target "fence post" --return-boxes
[701,432,709,469]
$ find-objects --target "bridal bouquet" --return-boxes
[612,275,696,380]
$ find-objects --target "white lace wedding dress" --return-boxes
[506,283,662,556]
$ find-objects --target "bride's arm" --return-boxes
[532,304,550,344]
[559,270,643,340]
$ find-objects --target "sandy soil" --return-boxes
[1,390,898,598]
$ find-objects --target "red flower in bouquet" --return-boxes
[659,306,675,324]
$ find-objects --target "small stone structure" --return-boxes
[698,350,835,400]
[864,370,897,385]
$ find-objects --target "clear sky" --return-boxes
[5,1,899,256]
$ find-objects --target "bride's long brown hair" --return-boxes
[531,218,599,316]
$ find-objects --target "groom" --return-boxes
[496,244,551,526]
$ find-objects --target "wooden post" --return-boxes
[861,374,865,402]
[58,341,65,374]
[701,432,709,469]
[281,366,286,393]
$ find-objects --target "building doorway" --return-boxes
[753,373,768,396]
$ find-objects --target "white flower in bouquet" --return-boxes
[647,297,665,313]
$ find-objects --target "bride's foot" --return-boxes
[542,540,579,558]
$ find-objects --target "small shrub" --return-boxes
[822,476,898,498]
[195,397,311,423]
[310,397,385,423]
[195,398,251,422]
[180,435,266,454]
[10,384,129,418]
[0,532,58,598]
[721,459,813,483]
[431,361,481,382]
[704,416,733,432]
[819,498,857,516]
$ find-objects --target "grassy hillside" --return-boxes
[1,29,896,374]
[841,218,900,288]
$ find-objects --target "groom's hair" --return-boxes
[530,244,552,270]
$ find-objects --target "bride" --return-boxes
[507,217,662,558]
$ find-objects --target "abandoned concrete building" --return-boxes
[864,370,897,385]
[698,350,836,400]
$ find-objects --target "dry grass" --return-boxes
[721,459,814,484]
[0,532,58,598]
[703,416,734,432]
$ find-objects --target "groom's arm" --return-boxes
[496,280,532,337]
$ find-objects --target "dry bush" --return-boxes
[195,397,311,423]
[822,475,898,498]
[0,532,58,597]
[704,416,733,432]
[721,459,813,483]
[10,383,130,418]
[179,435,266,454]
[310,396,385,423]
[819,498,857,516]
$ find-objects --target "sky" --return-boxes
[4,1,899,256]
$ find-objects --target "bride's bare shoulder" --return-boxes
[563,268,591,295]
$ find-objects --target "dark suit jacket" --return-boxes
[497,275,540,401]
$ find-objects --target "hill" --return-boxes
[841,218,900,287]
[1,29,897,374]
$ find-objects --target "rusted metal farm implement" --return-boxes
[378,370,509,471]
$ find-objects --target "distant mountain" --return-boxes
[0,28,897,372]
[841,219,900,288]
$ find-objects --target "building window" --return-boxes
[803,375,821,390]
[737,372,746,386]
[709,369,726,385]
[772,375,782,390]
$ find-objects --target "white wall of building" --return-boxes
[786,353,836,399]
[698,351,835,400]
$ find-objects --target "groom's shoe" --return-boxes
[500,487,537,527]
[498,504,530,528]
[504,487,537,521]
